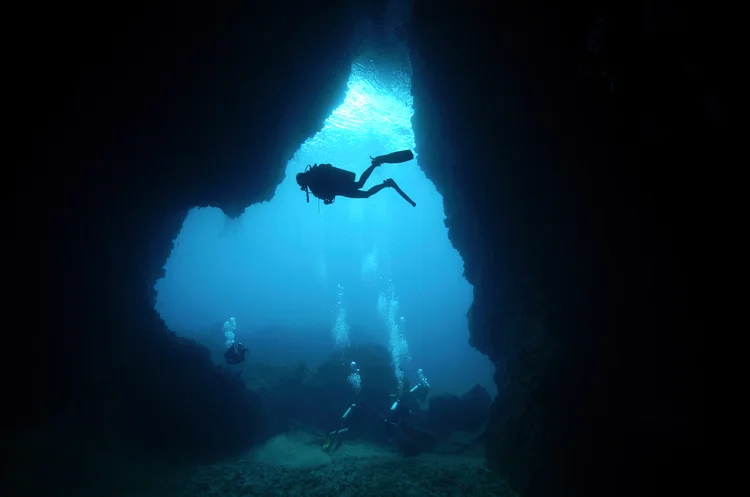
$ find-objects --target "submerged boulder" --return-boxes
[426,384,492,437]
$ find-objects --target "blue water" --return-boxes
[155,60,495,397]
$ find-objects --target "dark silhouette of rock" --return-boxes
[11,0,389,473]
[408,3,711,496]
[426,384,491,437]
[393,424,437,457]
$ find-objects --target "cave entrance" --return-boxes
[154,59,495,396]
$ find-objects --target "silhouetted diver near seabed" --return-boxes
[296,150,417,207]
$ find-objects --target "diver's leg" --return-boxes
[387,179,417,207]
[355,163,378,189]
[338,179,415,206]
[337,182,387,199]
[360,182,389,198]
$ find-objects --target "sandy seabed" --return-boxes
[167,433,516,497]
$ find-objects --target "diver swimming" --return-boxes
[322,364,433,455]
[296,150,417,207]
[381,368,431,445]
[224,341,248,365]
[323,361,366,454]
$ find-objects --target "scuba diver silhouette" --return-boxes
[323,361,366,454]
[224,341,248,365]
[296,150,417,207]
[381,369,431,445]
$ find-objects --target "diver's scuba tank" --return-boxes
[417,368,430,388]
[342,404,357,419]
[409,368,431,402]
[372,150,414,164]
[315,163,356,183]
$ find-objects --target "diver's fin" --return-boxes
[372,150,414,164]
[389,179,417,207]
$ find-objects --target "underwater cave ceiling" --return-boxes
[17,2,707,497]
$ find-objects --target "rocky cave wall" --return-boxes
[13,1,710,496]
[14,0,390,456]
[408,2,711,496]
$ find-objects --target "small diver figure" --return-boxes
[224,341,248,365]
[322,361,365,454]
[382,368,431,444]
[297,150,417,207]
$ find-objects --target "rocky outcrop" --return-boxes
[426,385,491,437]
[408,2,711,496]
[13,0,389,461]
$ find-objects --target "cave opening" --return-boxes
[154,59,496,397]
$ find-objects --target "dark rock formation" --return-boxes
[12,0,387,465]
[13,1,711,496]
[408,2,713,496]
[426,385,492,437]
